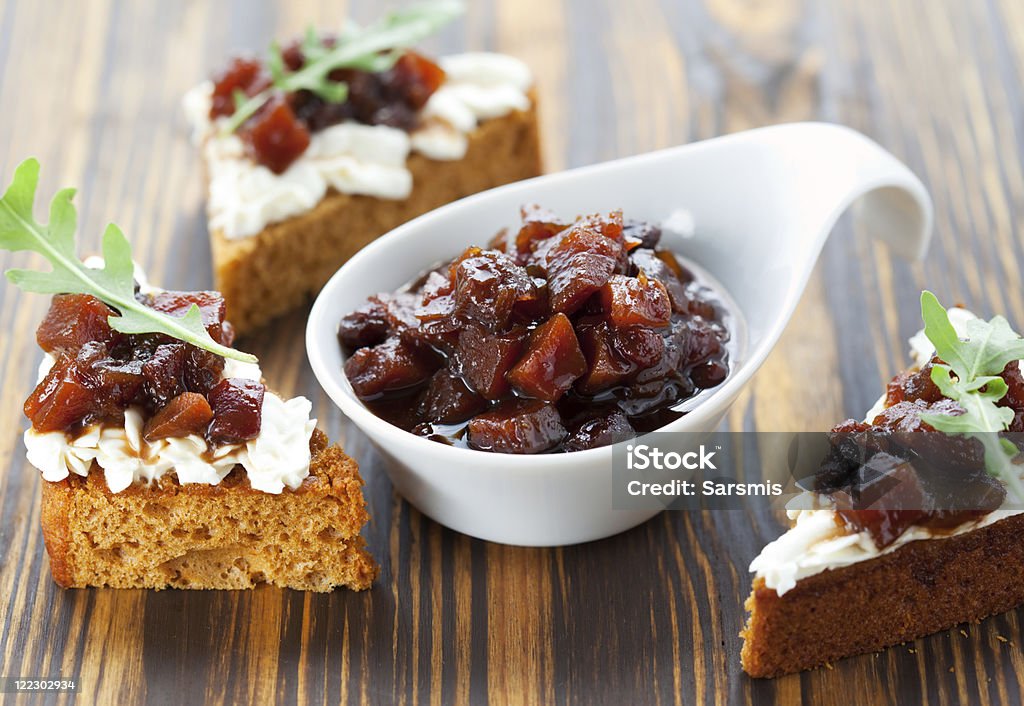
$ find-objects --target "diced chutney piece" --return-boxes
[508,313,587,402]
[207,378,265,444]
[458,326,527,400]
[345,337,440,400]
[25,342,144,431]
[564,411,635,451]
[612,326,665,368]
[689,360,729,388]
[144,392,214,441]
[210,57,264,118]
[240,94,311,174]
[513,204,568,263]
[183,345,227,396]
[338,298,391,353]
[36,294,119,353]
[830,453,927,548]
[468,399,566,454]
[599,274,671,328]
[141,343,187,410]
[680,318,725,368]
[546,212,625,314]
[885,356,944,407]
[24,356,98,432]
[870,398,963,433]
[391,51,447,109]
[451,248,537,330]
[576,323,634,395]
[145,289,231,344]
[629,248,688,313]
[1001,361,1024,433]
[420,370,485,425]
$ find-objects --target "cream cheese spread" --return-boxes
[183,52,533,239]
[23,263,317,494]
[751,307,1023,595]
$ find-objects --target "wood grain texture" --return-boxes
[1,0,1024,704]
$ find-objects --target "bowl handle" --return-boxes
[752,122,934,261]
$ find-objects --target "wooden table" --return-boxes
[2,0,1024,704]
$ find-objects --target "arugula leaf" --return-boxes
[0,158,256,363]
[224,0,464,133]
[918,291,1024,500]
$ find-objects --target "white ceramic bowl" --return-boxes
[307,122,933,546]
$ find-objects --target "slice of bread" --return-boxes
[211,99,543,334]
[40,429,378,592]
[741,512,1024,677]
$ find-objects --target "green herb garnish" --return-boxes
[224,0,464,134]
[918,290,1024,500]
[0,158,256,363]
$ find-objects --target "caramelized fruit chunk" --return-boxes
[512,205,568,264]
[468,399,567,454]
[419,370,486,425]
[338,299,391,353]
[612,326,665,369]
[576,323,634,395]
[1001,361,1024,433]
[144,392,214,441]
[207,378,265,444]
[344,337,440,400]
[629,249,689,312]
[25,342,145,432]
[885,356,944,407]
[141,344,188,411]
[210,57,265,119]
[183,346,227,396]
[451,249,538,331]
[390,51,447,109]
[36,294,119,354]
[564,411,635,451]
[145,289,231,344]
[508,313,587,402]
[25,356,100,432]
[546,212,625,314]
[599,274,671,328]
[830,453,929,548]
[689,360,729,388]
[457,326,527,400]
[240,94,311,174]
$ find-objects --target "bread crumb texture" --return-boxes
[740,513,1024,677]
[40,429,378,592]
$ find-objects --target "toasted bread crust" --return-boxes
[210,99,543,334]
[39,429,378,591]
[741,513,1024,677]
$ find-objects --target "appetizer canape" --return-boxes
[742,293,1024,676]
[2,159,377,591]
[338,207,732,453]
[184,2,542,334]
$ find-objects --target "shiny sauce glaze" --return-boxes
[813,357,1024,547]
[339,207,735,454]
[25,290,264,446]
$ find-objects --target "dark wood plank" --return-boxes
[2,0,1024,704]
